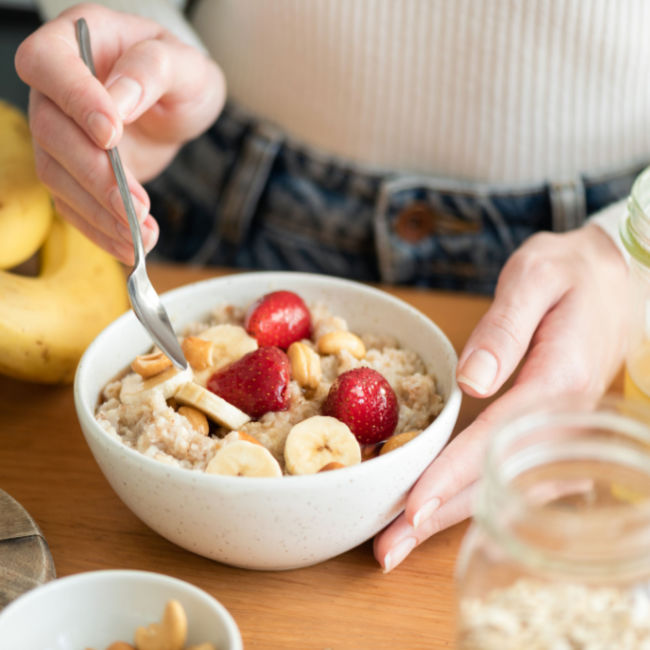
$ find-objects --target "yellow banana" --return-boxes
[0,100,53,269]
[0,214,129,383]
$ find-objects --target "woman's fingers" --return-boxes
[404,377,560,517]
[15,7,133,148]
[15,4,225,177]
[37,145,129,243]
[374,483,477,573]
[405,290,609,528]
[30,91,157,265]
[103,32,225,139]
[30,91,150,223]
[374,225,632,572]
[15,4,226,259]
[54,198,133,263]
[56,195,159,266]
[456,233,566,398]
[374,376,575,573]
[35,142,159,264]
[101,33,225,180]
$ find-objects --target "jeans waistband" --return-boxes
[148,102,647,293]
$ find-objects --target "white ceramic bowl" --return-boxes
[74,272,462,570]
[0,570,242,649]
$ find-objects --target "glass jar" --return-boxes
[622,166,650,404]
[454,397,650,650]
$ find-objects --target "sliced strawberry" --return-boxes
[322,367,399,445]
[244,290,311,349]
[207,347,291,419]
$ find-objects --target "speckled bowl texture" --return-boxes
[0,570,242,649]
[74,272,462,570]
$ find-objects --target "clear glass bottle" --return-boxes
[622,166,650,405]
[454,397,650,650]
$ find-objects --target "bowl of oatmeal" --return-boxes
[0,570,242,649]
[74,272,461,570]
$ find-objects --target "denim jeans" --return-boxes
[147,103,646,295]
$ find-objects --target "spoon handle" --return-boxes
[75,18,145,267]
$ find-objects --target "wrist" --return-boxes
[587,198,629,266]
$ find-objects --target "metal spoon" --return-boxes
[75,18,187,370]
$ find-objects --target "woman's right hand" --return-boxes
[15,2,226,263]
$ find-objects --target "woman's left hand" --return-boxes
[373,222,629,572]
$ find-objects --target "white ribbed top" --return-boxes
[38,0,650,185]
[190,0,650,184]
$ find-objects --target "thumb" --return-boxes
[457,248,565,397]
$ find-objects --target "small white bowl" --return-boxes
[0,570,242,649]
[74,272,462,570]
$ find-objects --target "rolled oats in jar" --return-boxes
[455,397,650,650]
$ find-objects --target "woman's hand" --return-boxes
[374,223,629,571]
[15,2,226,263]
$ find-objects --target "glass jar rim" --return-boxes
[478,396,650,578]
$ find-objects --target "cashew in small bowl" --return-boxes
[89,600,217,650]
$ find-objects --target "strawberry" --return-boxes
[244,290,311,349]
[207,347,291,419]
[322,367,399,445]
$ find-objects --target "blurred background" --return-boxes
[1,1,41,110]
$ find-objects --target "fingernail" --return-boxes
[412,497,441,529]
[457,349,498,396]
[382,537,416,574]
[107,76,142,120]
[110,188,148,222]
[87,111,116,148]
[142,217,158,251]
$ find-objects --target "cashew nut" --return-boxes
[235,431,265,446]
[181,336,216,371]
[379,430,420,455]
[287,341,322,389]
[316,330,366,359]
[318,461,346,472]
[361,443,381,461]
[131,351,173,378]
[134,599,187,650]
[178,405,210,436]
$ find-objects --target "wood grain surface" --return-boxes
[1,264,615,648]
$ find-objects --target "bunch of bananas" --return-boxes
[0,100,129,383]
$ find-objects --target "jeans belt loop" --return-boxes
[549,178,587,232]
[220,122,283,244]
[373,175,421,284]
[191,121,283,265]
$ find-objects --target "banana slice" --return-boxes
[191,324,258,385]
[199,324,258,366]
[206,440,282,477]
[174,382,250,430]
[120,366,192,405]
[284,415,361,475]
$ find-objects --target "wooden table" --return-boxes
[0,263,501,649]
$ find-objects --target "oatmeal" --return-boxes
[96,290,444,476]
[458,578,650,650]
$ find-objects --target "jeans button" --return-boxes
[394,202,436,243]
